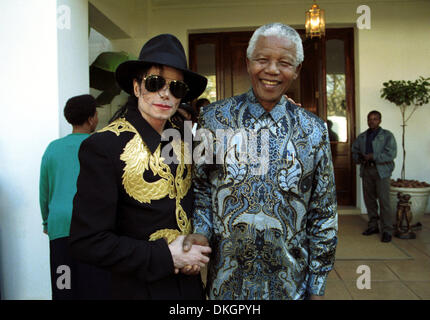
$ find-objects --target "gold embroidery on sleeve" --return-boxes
[149,229,181,244]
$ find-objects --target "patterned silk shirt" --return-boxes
[193,89,338,300]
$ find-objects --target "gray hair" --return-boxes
[246,23,304,66]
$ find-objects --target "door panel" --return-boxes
[189,32,253,101]
[299,38,322,116]
[326,29,356,206]
[229,34,251,97]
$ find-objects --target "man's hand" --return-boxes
[183,234,209,251]
[168,235,211,274]
[283,94,302,107]
[180,264,201,275]
[180,234,210,275]
[363,153,374,161]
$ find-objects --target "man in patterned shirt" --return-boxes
[184,23,338,300]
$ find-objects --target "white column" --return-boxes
[0,0,89,299]
[57,0,89,137]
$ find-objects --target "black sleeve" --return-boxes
[69,134,174,283]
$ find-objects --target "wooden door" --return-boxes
[297,29,356,206]
[189,32,253,101]
[299,37,323,116]
[325,29,356,206]
[189,29,356,206]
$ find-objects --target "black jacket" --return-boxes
[69,102,204,300]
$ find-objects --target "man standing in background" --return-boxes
[352,110,397,243]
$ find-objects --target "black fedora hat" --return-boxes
[115,34,207,102]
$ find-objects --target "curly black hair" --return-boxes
[63,94,97,125]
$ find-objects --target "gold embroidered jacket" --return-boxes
[69,102,203,300]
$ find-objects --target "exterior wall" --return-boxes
[89,0,137,37]
[354,1,430,213]
[110,0,430,213]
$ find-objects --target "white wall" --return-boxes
[0,0,58,299]
[0,0,90,299]
[89,0,137,37]
[89,27,113,65]
[355,1,430,213]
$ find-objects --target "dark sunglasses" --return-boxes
[140,75,189,99]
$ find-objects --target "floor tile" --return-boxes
[327,269,341,281]
[413,228,430,243]
[391,238,430,261]
[336,216,411,260]
[344,281,419,300]
[384,260,430,281]
[409,242,430,258]
[404,281,430,300]
[334,261,399,281]
[324,281,352,300]
[328,213,430,300]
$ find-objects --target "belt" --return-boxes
[364,161,392,167]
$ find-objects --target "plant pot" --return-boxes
[389,186,430,225]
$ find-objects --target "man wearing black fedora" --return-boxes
[69,34,211,299]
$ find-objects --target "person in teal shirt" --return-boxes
[39,94,109,299]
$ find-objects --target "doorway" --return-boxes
[189,28,356,206]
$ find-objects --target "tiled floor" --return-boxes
[325,213,430,300]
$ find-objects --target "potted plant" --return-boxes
[381,76,430,226]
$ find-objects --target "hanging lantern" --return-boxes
[305,1,326,39]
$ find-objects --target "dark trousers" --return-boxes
[362,166,394,234]
[49,237,111,300]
